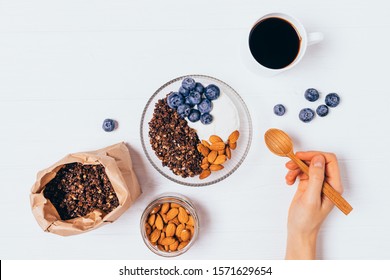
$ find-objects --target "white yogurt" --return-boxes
[188,92,240,141]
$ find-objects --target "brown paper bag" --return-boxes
[30,142,142,236]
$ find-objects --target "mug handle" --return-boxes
[307,32,324,46]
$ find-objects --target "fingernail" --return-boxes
[313,156,324,168]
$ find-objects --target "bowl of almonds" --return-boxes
[140,193,199,257]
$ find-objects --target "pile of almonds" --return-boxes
[197,130,240,179]
[144,202,196,253]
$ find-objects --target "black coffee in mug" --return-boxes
[249,17,301,69]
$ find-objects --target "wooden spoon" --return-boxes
[264,128,353,215]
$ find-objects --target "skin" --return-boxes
[284,151,343,260]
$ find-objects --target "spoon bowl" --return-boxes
[264,128,294,157]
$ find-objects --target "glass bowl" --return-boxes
[140,74,252,186]
[140,193,199,257]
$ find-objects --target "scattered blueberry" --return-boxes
[167,92,184,109]
[325,93,340,107]
[197,98,213,114]
[316,105,329,117]
[102,118,116,132]
[182,77,196,90]
[177,104,191,118]
[188,109,201,122]
[299,108,315,123]
[179,86,190,97]
[200,113,213,125]
[194,82,204,93]
[273,104,286,116]
[304,88,320,102]
[204,84,220,100]
[188,91,202,105]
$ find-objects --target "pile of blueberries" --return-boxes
[166,77,220,125]
[273,88,340,123]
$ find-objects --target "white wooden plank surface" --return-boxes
[1,0,390,259]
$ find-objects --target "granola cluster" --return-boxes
[148,98,203,178]
[43,163,119,220]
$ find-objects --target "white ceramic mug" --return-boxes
[245,13,323,75]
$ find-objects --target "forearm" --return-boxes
[285,232,317,260]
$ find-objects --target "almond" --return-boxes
[178,241,189,250]
[158,231,166,245]
[228,130,240,144]
[181,229,191,242]
[225,146,231,159]
[170,217,180,226]
[165,223,176,237]
[148,214,156,227]
[178,207,189,224]
[201,157,209,165]
[207,150,218,163]
[176,223,185,238]
[229,140,237,150]
[201,163,209,170]
[145,223,152,235]
[155,214,164,230]
[169,240,179,251]
[186,225,195,236]
[166,208,179,220]
[218,150,225,155]
[164,245,169,251]
[160,203,170,214]
[209,135,223,143]
[170,203,181,208]
[213,155,226,165]
[157,244,165,251]
[210,164,224,171]
[161,213,168,223]
[209,141,225,151]
[187,215,195,226]
[151,204,161,214]
[197,143,210,157]
[161,237,176,246]
[201,140,211,149]
[149,229,161,243]
[199,169,211,179]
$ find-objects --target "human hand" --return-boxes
[284,151,343,259]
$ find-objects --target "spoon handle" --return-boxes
[288,153,353,215]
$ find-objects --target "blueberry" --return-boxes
[167,92,184,109]
[325,93,340,107]
[188,109,201,122]
[184,97,195,108]
[304,88,320,102]
[273,104,286,116]
[200,113,213,125]
[316,105,329,117]
[102,118,116,132]
[182,77,196,90]
[179,86,190,97]
[299,108,315,123]
[177,104,191,118]
[194,82,204,93]
[188,91,202,105]
[204,84,220,100]
[197,98,213,114]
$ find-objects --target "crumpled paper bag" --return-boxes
[30,142,142,236]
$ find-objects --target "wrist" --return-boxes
[285,231,318,260]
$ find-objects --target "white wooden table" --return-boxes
[1,0,390,259]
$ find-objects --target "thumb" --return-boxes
[305,154,326,204]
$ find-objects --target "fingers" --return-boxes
[291,151,343,194]
[285,169,301,185]
[304,154,326,205]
